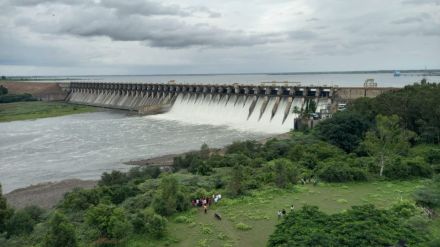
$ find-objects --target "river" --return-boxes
[0,111,268,193]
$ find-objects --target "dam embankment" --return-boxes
[0,81,68,101]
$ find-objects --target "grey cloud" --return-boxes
[288,30,318,40]
[100,0,190,17]
[16,10,279,48]
[306,18,319,22]
[0,34,78,66]
[9,0,220,18]
[402,0,440,5]
[11,0,88,6]
[392,16,423,24]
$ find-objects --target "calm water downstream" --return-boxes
[0,111,268,193]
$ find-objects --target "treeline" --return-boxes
[0,85,36,103]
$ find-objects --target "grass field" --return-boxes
[123,179,433,247]
[0,101,97,122]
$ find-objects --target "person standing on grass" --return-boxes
[290,205,294,211]
[204,204,208,214]
[277,210,282,220]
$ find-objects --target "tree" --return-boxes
[43,211,77,247]
[361,115,415,177]
[200,143,210,159]
[0,85,8,95]
[227,165,245,197]
[315,111,371,153]
[268,204,428,247]
[413,176,440,209]
[85,204,131,240]
[5,210,35,237]
[152,176,189,216]
[0,184,13,233]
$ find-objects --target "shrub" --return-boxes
[85,204,131,240]
[43,211,77,247]
[235,222,252,231]
[0,184,13,233]
[152,176,189,216]
[315,111,371,153]
[5,210,35,237]
[130,208,167,238]
[225,140,261,158]
[318,160,368,182]
[98,184,140,204]
[268,204,428,247]
[60,188,100,211]
[384,157,433,179]
[413,176,440,209]
[99,171,127,186]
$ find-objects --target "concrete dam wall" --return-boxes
[66,82,395,132]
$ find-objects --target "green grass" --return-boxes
[0,101,97,122]
[144,180,427,247]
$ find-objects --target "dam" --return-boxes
[63,82,396,131]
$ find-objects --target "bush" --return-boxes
[129,208,167,239]
[0,85,8,95]
[0,93,36,103]
[413,176,440,209]
[99,171,127,186]
[5,210,35,237]
[384,157,433,179]
[60,188,100,211]
[43,211,77,247]
[225,140,261,158]
[0,184,13,233]
[268,204,428,247]
[315,111,371,153]
[235,222,252,231]
[85,204,131,240]
[318,160,368,182]
[152,176,189,216]
[98,184,140,204]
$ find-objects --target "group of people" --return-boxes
[191,194,222,214]
[277,205,295,219]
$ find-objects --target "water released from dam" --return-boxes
[0,112,268,193]
[152,94,330,133]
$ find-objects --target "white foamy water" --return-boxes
[151,94,302,134]
[0,111,268,193]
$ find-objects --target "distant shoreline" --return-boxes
[2,69,440,79]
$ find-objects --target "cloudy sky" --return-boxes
[0,0,439,75]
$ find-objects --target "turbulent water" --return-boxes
[151,94,329,133]
[0,111,268,193]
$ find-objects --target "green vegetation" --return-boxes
[268,203,427,247]
[0,81,439,246]
[0,101,97,122]
[0,84,37,103]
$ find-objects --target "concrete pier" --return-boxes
[65,82,397,115]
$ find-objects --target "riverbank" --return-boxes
[5,132,289,209]
[124,132,291,167]
[0,101,98,122]
[5,179,97,209]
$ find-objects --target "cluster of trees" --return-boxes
[0,85,36,103]
[268,203,431,247]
